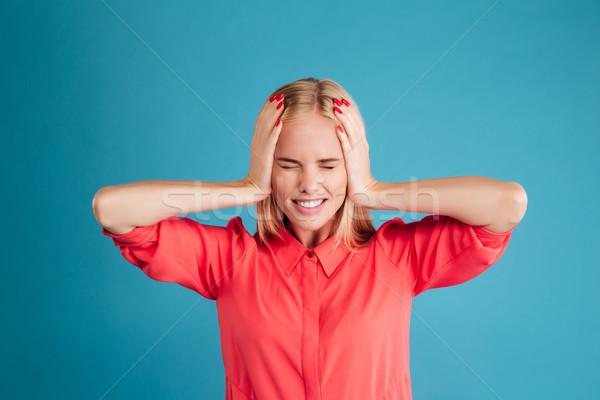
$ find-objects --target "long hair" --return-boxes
[256,77,376,252]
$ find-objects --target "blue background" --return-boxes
[1,0,598,399]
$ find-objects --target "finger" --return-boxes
[337,98,365,146]
[267,119,283,151]
[259,93,284,120]
[270,92,284,104]
[334,100,358,143]
[262,94,285,124]
[334,98,344,110]
[268,92,284,103]
[273,98,285,122]
[273,93,285,115]
[335,124,352,154]
[333,98,344,118]
[343,98,365,131]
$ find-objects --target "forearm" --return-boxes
[92,179,262,228]
[362,176,527,230]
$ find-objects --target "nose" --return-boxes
[299,167,322,194]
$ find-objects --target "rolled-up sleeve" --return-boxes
[376,215,516,297]
[101,216,254,300]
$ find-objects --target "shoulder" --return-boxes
[153,215,256,249]
[375,214,515,249]
[373,215,464,248]
[224,216,252,237]
[374,216,413,241]
[164,215,250,234]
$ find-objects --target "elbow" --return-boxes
[92,186,114,226]
[503,181,528,226]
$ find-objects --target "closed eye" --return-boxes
[281,166,335,169]
[280,165,335,169]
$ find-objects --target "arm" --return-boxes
[93,92,286,235]
[92,179,264,234]
[359,177,527,233]
[331,99,527,233]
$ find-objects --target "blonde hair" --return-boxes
[255,77,376,252]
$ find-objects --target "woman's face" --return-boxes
[271,110,348,239]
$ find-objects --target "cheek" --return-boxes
[271,172,292,202]
[332,171,348,192]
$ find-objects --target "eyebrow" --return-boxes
[276,157,341,163]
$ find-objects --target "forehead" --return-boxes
[275,113,342,157]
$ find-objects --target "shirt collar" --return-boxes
[263,225,355,278]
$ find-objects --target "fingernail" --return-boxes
[277,101,283,110]
[276,118,281,127]
[334,98,342,106]
[337,125,343,133]
[334,106,343,114]
[276,93,284,101]
[269,94,277,103]
[342,99,350,107]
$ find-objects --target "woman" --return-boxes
[93,77,527,400]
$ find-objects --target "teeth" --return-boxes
[296,199,325,208]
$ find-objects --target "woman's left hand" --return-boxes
[333,98,379,207]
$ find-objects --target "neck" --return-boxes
[284,219,333,249]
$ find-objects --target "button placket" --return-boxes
[301,251,321,399]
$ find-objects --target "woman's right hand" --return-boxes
[243,92,285,202]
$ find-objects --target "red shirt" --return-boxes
[102,215,515,400]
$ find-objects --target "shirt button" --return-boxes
[307,251,314,258]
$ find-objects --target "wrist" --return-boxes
[349,178,380,209]
[240,177,270,204]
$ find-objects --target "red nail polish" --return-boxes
[342,99,350,106]
[276,118,281,127]
[335,106,343,114]
[334,98,342,106]
[276,93,284,101]
[269,94,277,102]
[277,101,283,110]
[337,125,343,132]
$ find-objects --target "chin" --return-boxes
[293,219,327,231]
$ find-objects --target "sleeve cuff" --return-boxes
[472,222,518,245]
[101,223,158,246]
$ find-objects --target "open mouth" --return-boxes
[292,199,326,209]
